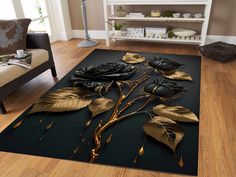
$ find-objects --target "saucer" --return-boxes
[14,54,28,59]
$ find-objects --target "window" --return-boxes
[21,0,52,35]
[0,0,16,19]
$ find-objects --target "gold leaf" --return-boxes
[122,53,145,64]
[13,120,23,129]
[143,116,184,152]
[163,71,192,81]
[88,97,115,118]
[29,87,93,114]
[138,146,145,156]
[153,104,199,122]
[178,155,184,168]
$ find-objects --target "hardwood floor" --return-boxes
[0,39,235,177]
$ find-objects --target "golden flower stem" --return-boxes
[89,72,153,162]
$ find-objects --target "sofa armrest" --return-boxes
[26,33,55,68]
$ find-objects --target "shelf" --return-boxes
[109,16,205,23]
[106,0,208,5]
[111,34,201,45]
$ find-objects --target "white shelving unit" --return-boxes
[103,0,213,46]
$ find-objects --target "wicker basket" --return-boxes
[199,41,236,62]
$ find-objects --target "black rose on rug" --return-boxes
[71,62,136,93]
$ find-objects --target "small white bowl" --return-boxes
[194,13,202,18]
[173,13,181,18]
[183,13,191,18]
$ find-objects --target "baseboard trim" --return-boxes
[56,31,74,41]
[73,30,236,45]
[73,30,108,39]
[206,35,236,45]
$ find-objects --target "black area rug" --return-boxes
[0,49,201,175]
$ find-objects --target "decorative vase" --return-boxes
[115,6,127,17]
[114,30,122,37]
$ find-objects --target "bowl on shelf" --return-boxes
[172,28,197,37]
[183,13,191,18]
[173,13,181,18]
[194,13,202,18]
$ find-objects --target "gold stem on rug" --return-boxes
[39,119,55,142]
[35,112,50,127]
[89,72,153,162]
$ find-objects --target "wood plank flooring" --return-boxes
[0,39,235,177]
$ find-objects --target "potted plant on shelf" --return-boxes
[106,21,125,37]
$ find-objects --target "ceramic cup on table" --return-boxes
[16,49,26,57]
[15,49,27,59]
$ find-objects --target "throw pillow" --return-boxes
[0,18,31,55]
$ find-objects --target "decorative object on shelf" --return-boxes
[172,28,197,37]
[199,41,236,63]
[106,21,126,37]
[146,27,167,38]
[126,27,145,38]
[151,10,161,17]
[194,13,203,18]
[122,53,145,64]
[78,0,98,48]
[173,13,181,18]
[183,13,192,18]
[162,10,177,17]
[127,13,145,18]
[115,6,127,17]
[167,31,175,38]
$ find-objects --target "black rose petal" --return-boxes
[143,79,185,98]
[148,57,182,72]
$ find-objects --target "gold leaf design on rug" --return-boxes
[88,97,115,118]
[28,87,93,114]
[153,104,199,122]
[163,71,192,81]
[138,146,145,156]
[143,116,184,152]
[13,120,23,129]
[122,53,145,64]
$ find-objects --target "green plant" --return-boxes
[162,10,177,17]
[105,21,125,30]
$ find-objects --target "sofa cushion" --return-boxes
[0,19,31,55]
[0,49,49,87]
